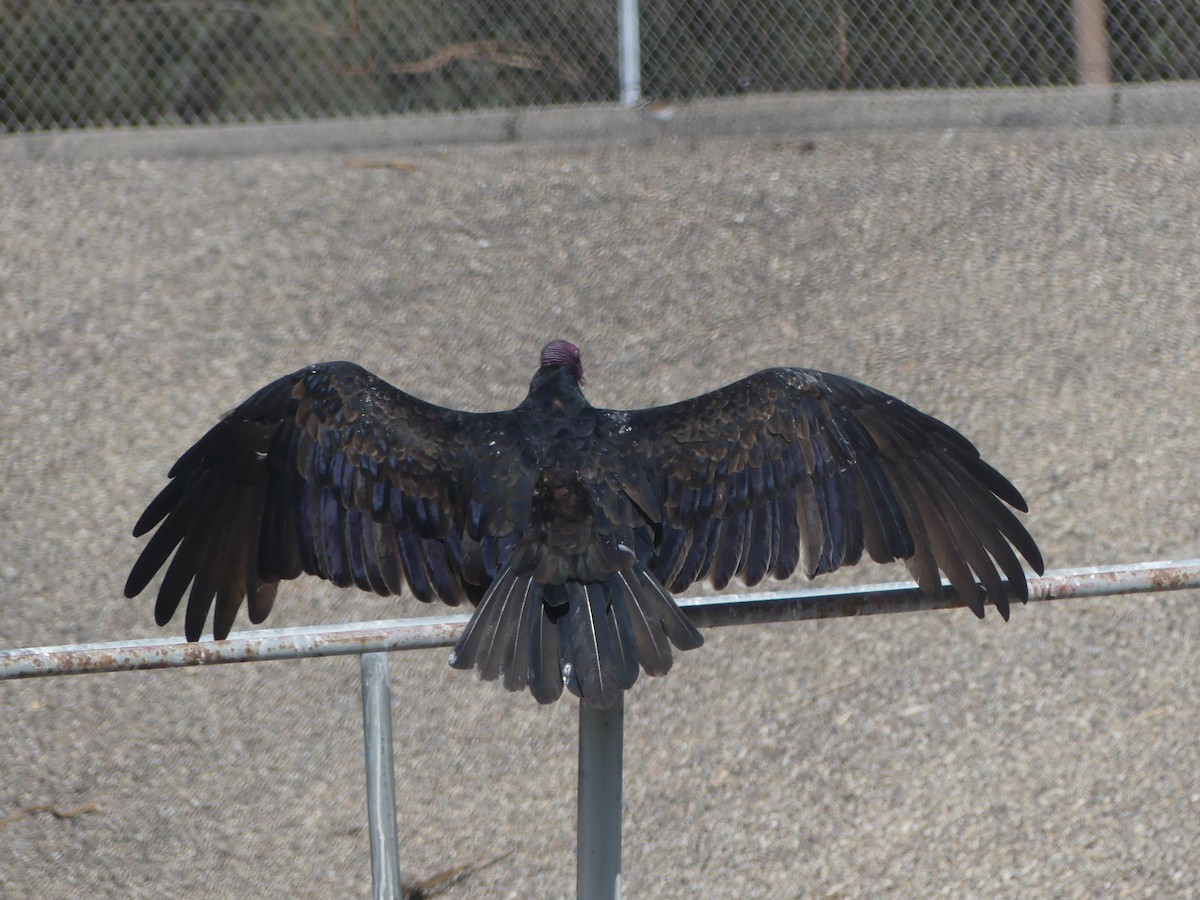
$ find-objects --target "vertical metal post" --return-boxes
[360,652,402,900]
[1071,0,1112,85]
[577,694,624,900]
[618,0,641,106]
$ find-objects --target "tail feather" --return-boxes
[452,566,563,702]
[557,598,579,700]
[500,579,540,692]
[449,566,519,672]
[450,560,704,707]
[562,582,639,709]
[630,562,704,654]
[527,594,564,704]
[605,581,641,686]
[475,574,532,683]
[619,566,672,676]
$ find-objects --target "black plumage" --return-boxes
[126,340,1043,708]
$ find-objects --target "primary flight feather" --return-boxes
[126,339,1043,708]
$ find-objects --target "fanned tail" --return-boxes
[450,560,703,708]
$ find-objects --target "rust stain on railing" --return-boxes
[0,618,468,680]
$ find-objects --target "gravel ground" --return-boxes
[2,122,1200,898]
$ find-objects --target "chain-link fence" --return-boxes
[3,1,1199,132]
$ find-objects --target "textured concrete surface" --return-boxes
[2,117,1200,897]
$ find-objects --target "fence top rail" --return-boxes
[2,559,1197,682]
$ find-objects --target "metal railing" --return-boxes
[3,1,1199,132]
[3,559,1199,898]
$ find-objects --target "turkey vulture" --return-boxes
[126,340,1043,708]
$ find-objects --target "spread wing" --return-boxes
[608,368,1044,618]
[125,362,535,640]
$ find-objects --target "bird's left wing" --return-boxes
[605,367,1043,618]
[125,362,533,640]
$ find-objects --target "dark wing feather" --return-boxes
[608,367,1043,614]
[126,362,531,640]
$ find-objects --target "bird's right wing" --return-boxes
[125,362,535,640]
[606,367,1043,618]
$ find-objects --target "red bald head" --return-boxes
[539,340,585,385]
